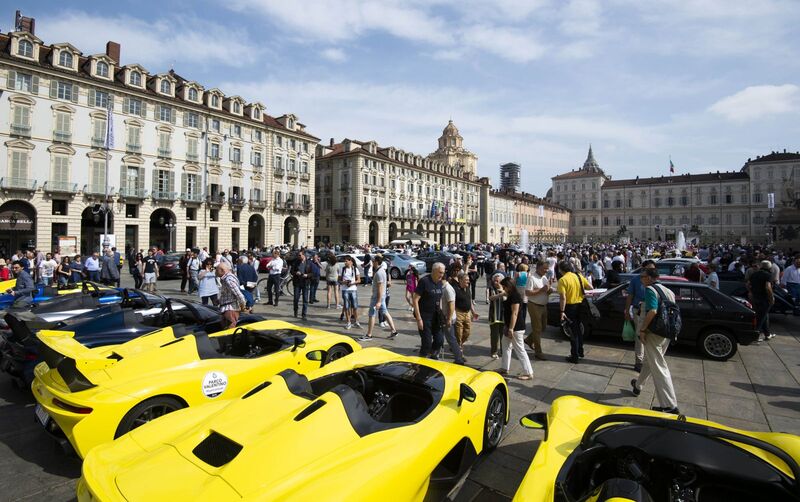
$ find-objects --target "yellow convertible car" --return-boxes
[514,396,800,501]
[32,319,359,458]
[77,347,509,501]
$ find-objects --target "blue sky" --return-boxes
[14,0,800,195]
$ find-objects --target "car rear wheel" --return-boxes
[698,329,738,361]
[483,389,505,451]
[115,396,185,438]
[324,344,351,365]
[390,267,401,280]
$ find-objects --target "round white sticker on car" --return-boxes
[202,371,228,398]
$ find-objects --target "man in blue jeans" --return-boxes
[413,262,445,358]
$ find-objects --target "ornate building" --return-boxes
[0,13,316,255]
[314,122,483,245]
[550,146,800,243]
[483,188,569,244]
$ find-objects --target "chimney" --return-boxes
[329,138,334,147]
[15,10,35,34]
[106,41,121,64]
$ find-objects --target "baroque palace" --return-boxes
[0,13,316,255]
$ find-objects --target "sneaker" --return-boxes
[766,333,777,340]
[357,335,373,342]
[380,321,388,328]
[631,379,641,396]
[346,322,352,329]
[491,353,499,360]
[518,374,533,381]
[388,331,399,339]
[354,322,362,329]
[336,304,343,309]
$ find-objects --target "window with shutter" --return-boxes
[92,118,106,145]
[13,105,30,127]
[55,111,71,134]
[168,170,175,193]
[11,151,28,180]
[91,160,106,192]
[52,155,69,182]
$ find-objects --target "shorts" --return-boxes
[327,280,338,286]
[342,290,358,309]
[144,272,157,284]
[368,297,388,318]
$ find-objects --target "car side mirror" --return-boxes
[458,383,476,407]
[292,337,306,352]
[520,412,548,431]
[306,350,323,361]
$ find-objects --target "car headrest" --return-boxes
[279,369,314,399]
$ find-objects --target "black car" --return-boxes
[719,280,800,316]
[547,281,759,361]
[157,252,183,279]
[416,251,457,272]
[0,294,264,386]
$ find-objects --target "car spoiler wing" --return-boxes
[37,329,117,374]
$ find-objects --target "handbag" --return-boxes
[621,320,636,342]
[576,274,601,319]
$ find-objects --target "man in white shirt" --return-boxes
[265,249,285,306]
[781,256,800,302]
[198,247,209,263]
[40,253,57,286]
[525,260,550,360]
[187,250,201,294]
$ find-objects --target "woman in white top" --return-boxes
[197,258,220,306]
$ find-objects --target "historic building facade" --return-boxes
[0,17,317,255]
[314,122,483,245]
[484,189,569,244]
[550,147,800,243]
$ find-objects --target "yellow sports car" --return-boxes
[514,396,800,501]
[77,347,509,501]
[32,319,360,459]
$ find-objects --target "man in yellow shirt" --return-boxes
[558,261,591,364]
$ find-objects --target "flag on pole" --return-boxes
[430,200,436,218]
[105,101,115,149]
[669,157,675,174]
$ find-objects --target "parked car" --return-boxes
[384,253,426,279]
[416,250,457,272]
[719,280,800,316]
[156,253,183,279]
[335,253,366,277]
[546,280,759,360]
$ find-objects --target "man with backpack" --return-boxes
[631,268,679,414]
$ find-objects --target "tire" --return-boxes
[324,344,351,365]
[483,388,506,452]
[115,396,185,438]
[390,267,401,280]
[698,329,737,361]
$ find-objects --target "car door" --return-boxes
[591,285,626,335]
[663,285,709,343]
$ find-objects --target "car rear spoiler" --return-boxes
[4,311,58,343]
[37,329,117,373]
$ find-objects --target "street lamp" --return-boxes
[165,218,177,252]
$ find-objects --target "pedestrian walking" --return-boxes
[780,255,800,302]
[558,261,590,364]
[405,265,419,313]
[236,255,258,310]
[499,276,533,381]
[452,271,477,348]
[340,256,361,329]
[361,255,399,341]
[631,268,679,414]
[187,251,200,294]
[325,255,340,308]
[748,260,776,341]
[216,262,246,329]
[142,250,159,293]
[198,258,219,306]
[438,267,466,364]
[100,249,120,287]
[624,259,656,372]
[487,273,505,359]
[265,249,284,306]
[308,255,321,304]
[179,250,190,292]
[84,252,101,282]
[524,259,550,360]
[413,262,446,358]
[292,252,310,319]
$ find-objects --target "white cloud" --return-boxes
[320,48,347,62]
[462,25,546,63]
[37,12,262,69]
[560,0,602,37]
[709,85,800,122]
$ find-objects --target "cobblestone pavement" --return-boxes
[2,278,800,501]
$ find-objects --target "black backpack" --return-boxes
[647,284,682,340]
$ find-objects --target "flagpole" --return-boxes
[103,100,112,252]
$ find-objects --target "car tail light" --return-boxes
[24,352,38,361]
[52,398,93,414]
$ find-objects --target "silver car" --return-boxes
[384,253,426,280]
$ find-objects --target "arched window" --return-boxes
[96,61,109,77]
[17,39,33,57]
[188,88,198,101]
[233,101,241,113]
[130,71,142,86]
[160,79,171,94]
[253,108,260,119]
[59,50,73,67]
[211,94,219,107]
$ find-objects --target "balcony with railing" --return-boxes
[249,198,267,209]
[209,155,221,166]
[43,180,77,194]
[0,177,37,193]
[83,184,111,196]
[231,160,243,170]
[157,148,172,159]
[363,207,387,219]
[207,193,225,206]
[287,170,298,179]
[91,137,105,149]
[152,190,176,201]
[333,207,350,216]
[300,172,310,181]
[186,152,199,162]
[252,161,263,172]
[119,186,147,199]
[10,124,31,138]
[229,194,246,208]
[274,167,285,176]
[52,131,72,144]
[126,143,142,154]
[180,191,203,203]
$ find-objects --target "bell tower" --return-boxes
[428,120,478,176]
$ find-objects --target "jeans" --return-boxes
[293,283,308,317]
[565,303,584,358]
[133,271,143,289]
[201,294,219,306]
[787,283,800,303]
[419,315,444,357]
[378,294,390,323]
[754,299,771,336]
[443,322,465,364]
[87,270,100,282]
[267,274,281,305]
[188,271,199,294]
[42,277,52,286]
[490,322,504,356]
[309,278,319,303]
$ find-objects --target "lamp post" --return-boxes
[165,218,177,252]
